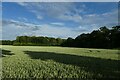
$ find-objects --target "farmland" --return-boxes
[1,45,120,79]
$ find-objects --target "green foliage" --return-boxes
[62,26,120,48]
[13,36,65,46]
[2,45,120,79]
[0,40,14,45]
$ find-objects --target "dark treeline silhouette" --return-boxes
[1,40,14,45]
[13,36,65,46]
[62,26,120,49]
[1,25,120,48]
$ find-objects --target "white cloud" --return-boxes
[80,10,118,27]
[2,19,80,40]
[18,17,28,22]
[50,22,64,26]
[73,10,118,34]
[3,19,39,30]
[36,15,43,20]
[17,2,85,22]
[17,2,117,26]
[34,24,79,38]
[59,14,83,22]
[17,2,28,6]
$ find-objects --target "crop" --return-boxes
[1,45,120,79]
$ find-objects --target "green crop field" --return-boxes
[0,45,120,79]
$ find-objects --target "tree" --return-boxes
[61,37,74,47]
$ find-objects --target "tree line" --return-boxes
[62,26,120,49]
[1,40,14,45]
[1,36,65,46]
[14,36,65,46]
[1,25,120,49]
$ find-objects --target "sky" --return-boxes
[2,2,118,40]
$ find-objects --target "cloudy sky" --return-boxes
[2,2,118,40]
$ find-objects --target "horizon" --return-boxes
[2,2,118,40]
[0,25,119,41]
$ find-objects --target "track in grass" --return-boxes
[1,45,120,79]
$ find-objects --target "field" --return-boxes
[1,45,120,79]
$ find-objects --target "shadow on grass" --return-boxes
[24,51,120,79]
[0,49,14,57]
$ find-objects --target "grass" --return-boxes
[1,45,120,79]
